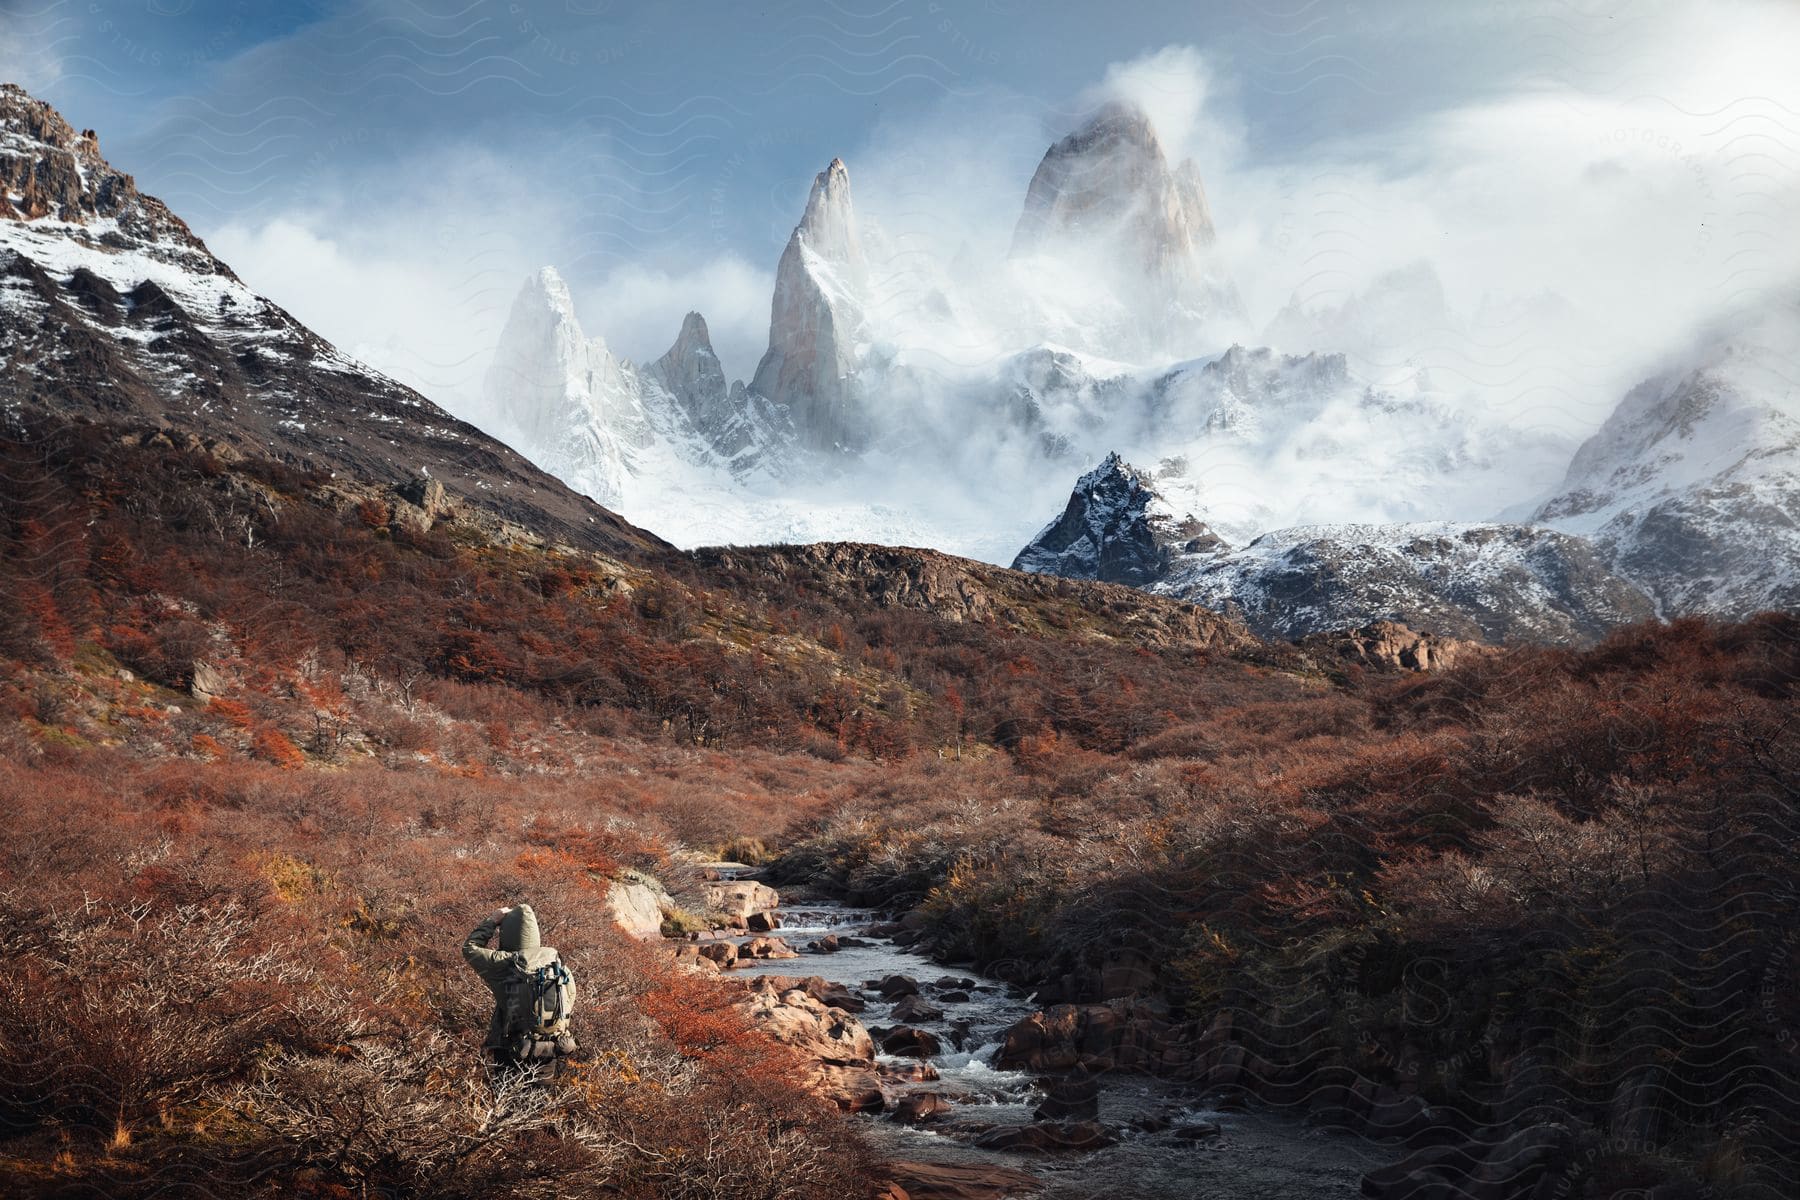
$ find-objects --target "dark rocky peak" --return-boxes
[1012,451,1220,586]
[652,310,730,416]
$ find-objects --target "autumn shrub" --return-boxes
[0,896,304,1141]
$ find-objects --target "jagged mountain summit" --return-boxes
[477,101,1272,557]
[1534,292,1800,619]
[471,267,791,509]
[0,83,664,559]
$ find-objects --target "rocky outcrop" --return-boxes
[1298,620,1489,673]
[748,157,870,454]
[733,975,882,1111]
[686,542,1264,656]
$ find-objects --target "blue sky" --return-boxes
[4,1,1798,419]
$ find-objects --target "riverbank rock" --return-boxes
[705,879,780,921]
[881,1060,942,1084]
[747,974,866,1012]
[666,944,723,973]
[882,1159,1041,1200]
[808,934,842,953]
[695,941,738,969]
[813,1063,887,1113]
[736,979,880,1111]
[746,910,780,932]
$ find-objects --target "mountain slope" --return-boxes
[1535,293,1800,618]
[0,83,665,561]
[1014,452,1656,644]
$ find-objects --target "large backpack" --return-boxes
[502,945,576,1056]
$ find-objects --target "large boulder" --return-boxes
[704,879,780,920]
[974,1121,1117,1154]
[604,874,672,939]
[740,936,801,960]
[880,1026,943,1058]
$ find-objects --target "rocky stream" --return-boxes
[670,894,1390,1199]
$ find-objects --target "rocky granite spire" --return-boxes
[1012,100,1215,274]
[748,157,870,454]
[1010,99,1243,348]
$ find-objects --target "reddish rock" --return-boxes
[881,1026,943,1058]
[740,935,801,960]
[695,941,738,969]
[895,1092,954,1123]
[973,1120,1116,1154]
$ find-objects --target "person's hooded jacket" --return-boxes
[462,903,541,1050]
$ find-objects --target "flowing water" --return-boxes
[737,902,1389,1199]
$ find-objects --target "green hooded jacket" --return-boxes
[462,903,541,1049]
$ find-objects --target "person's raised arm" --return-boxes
[462,906,512,976]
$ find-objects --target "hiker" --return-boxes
[462,902,578,1080]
